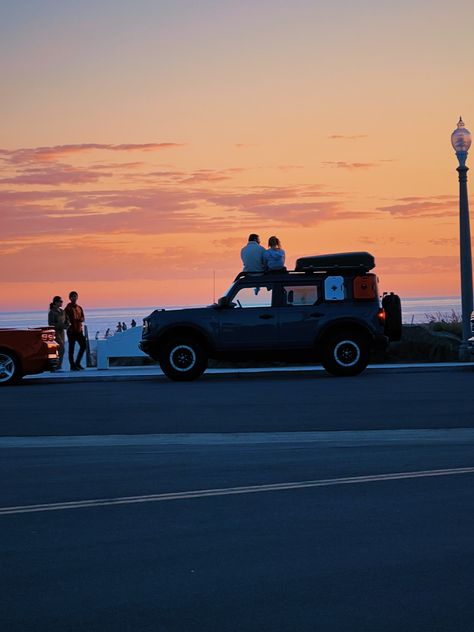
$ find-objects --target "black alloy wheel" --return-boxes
[321,331,369,377]
[159,338,208,381]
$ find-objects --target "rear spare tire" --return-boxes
[382,293,402,342]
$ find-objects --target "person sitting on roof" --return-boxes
[241,233,266,273]
[263,236,286,272]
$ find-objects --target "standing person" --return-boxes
[64,291,86,371]
[264,236,286,272]
[48,296,69,370]
[240,233,266,272]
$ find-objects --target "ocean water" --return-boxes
[0,296,463,338]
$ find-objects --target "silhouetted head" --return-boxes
[69,291,78,303]
[50,296,63,309]
[268,236,281,249]
[248,234,260,244]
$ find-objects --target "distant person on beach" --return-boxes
[116,322,122,333]
[122,322,127,331]
[48,295,69,370]
[64,291,86,371]
[263,236,286,272]
[105,328,111,338]
[131,319,137,328]
[241,233,266,272]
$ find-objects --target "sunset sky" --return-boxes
[1,0,473,310]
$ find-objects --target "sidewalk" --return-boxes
[25,362,474,383]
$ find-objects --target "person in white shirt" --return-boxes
[240,234,266,272]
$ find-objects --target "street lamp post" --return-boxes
[451,116,473,360]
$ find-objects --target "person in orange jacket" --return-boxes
[64,291,86,371]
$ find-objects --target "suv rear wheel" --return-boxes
[321,331,369,377]
[159,337,208,381]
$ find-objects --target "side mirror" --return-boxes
[217,296,230,308]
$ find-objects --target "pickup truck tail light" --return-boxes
[42,331,56,342]
[377,308,386,326]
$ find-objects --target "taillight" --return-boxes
[377,308,386,326]
[42,331,56,342]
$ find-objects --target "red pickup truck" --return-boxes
[0,328,59,385]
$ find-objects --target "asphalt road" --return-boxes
[1,370,474,435]
[2,370,474,631]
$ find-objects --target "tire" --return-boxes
[321,331,369,377]
[382,293,402,341]
[159,337,208,381]
[0,350,22,385]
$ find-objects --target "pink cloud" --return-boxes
[0,184,362,244]
[377,196,457,217]
[0,143,186,164]
[327,134,368,140]
[0,164,112,185]
[322,161,377,170]
[181,168,247,184]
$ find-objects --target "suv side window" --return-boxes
[283,284,319,306]
[231,285,273,308]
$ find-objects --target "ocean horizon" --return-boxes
[0,296,464,337]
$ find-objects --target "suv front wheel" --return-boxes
[321,331,369,377]
[159,337,208,381]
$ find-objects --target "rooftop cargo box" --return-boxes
[295,251,375,273]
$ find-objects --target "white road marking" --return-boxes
[4,428,474,448]
[2,466,474,516]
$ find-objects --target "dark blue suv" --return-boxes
[140,252,402,381]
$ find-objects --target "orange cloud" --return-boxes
[277,165,304,171]
[0,237,236,283]
[377,256,458,274]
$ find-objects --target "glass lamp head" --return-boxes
[451,117,471,153]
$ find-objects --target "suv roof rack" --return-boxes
[233,270,298,282]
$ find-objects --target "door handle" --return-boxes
[259,314,274,319]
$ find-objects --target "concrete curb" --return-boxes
[24,362,474,384]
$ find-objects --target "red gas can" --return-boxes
[353,274,378,299]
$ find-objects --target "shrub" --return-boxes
[424,310,462,338]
